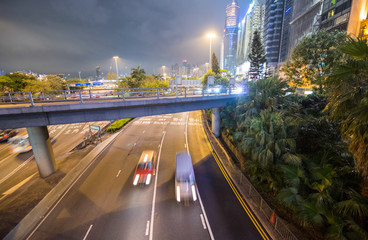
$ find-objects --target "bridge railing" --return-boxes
[0,86,244,106]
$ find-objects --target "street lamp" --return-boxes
[162,65,166,79]
[113,56,119,79]
[206,33,216,69]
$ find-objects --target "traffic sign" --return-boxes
[90,125,100,131]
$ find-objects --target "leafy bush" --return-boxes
[106,118,132,132]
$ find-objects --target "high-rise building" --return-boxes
[224,0,240,76]
[236,0,266,77]
[237,1,265,66]
[263,0,285,67]
[279,0,294,62]
[288,0,323,56]
[95,66,102,80]
[320,0,368,38]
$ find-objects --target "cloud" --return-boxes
[0,0,252,75]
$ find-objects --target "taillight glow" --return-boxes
[192,185,197,201]
[133,174,140,185]
[146,174,151,185]
[176,186,181,202]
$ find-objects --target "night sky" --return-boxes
[0,0,251,77]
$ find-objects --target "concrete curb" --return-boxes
[4,120,134,240]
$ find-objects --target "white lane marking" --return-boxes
[0,156,33,186]
[83,224,93,240]
[0,173,36,201]
[200,214,207,229]
[149,131,166,240]
[116,170,121,178]
[145,220,150,236]
[52,124,68,141]
[185,112,215,239]
[26,132,122,240]
[0,124,68,186]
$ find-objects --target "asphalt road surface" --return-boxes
[26,111,268,240]
[0,121,109,201]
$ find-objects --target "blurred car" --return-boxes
[206,85,227,94]
[0,129,17,142]
[133,150,157,186]
[175,152,197,202]
[9,135,32,153]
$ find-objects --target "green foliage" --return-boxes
[45,75,66,90]
[201,69,229,87]
[326,36,368,198]
[221,75,368,239]
[117,67,169,89]
[106,118,132,132]
[0,75,14,92]
[0,73,67,92]
[282,30,347,93]
[211,53,220,74]
[248,29,266,81]
[5,72,36,92]
[107,72,117,80]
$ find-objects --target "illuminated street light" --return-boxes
[206,33,216,69]
[162,65,166,78]
[113,56,119,79]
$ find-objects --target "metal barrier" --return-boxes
[0,86,244,106]
[201,111,298,240]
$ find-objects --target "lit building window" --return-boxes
[328,9,335,18]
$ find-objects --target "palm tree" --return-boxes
[131,66,146,81]
[326,36,368,197]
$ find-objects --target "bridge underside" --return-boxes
[1,96,237,177]
[0,96,236,129]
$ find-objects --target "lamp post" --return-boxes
[78,71,81,81]
[162,65,166,75]
[113,56,119,79]
[206,33,216,69]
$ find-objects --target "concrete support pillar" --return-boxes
[26,126,56,178]
[211,107,221,137]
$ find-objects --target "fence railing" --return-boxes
[0,86,244,106]
[201,111,298,240]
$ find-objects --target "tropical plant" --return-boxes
[326,36,368,198]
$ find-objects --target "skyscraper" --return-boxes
[288,0,322,56]
[279,0,294,63]
[263,0,285,67]
[236,0,265,67]
[95,66,102,80]
[224,0,240,76]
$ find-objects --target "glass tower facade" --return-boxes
[224,0,240,76]
[263,0,285,66]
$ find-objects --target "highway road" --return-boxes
[26,111,269,240]
[0,121,109,201]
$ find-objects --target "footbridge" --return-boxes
[0,87,243,177]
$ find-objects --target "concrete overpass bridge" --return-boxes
[0,87,242,178]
